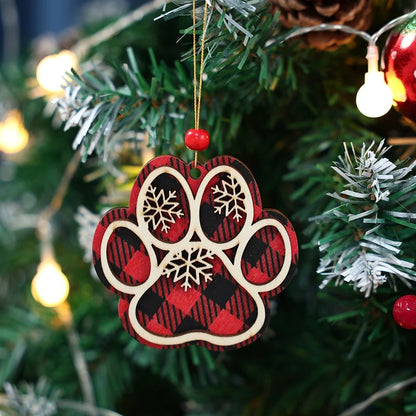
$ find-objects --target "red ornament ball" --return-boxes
[384,20,416,123]
[185,129,210,151]
[393,295,416,330]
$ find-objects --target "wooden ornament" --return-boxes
[93,155,298,350]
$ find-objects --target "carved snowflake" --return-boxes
[162,247,214,291]
[143,185,183,233]
[212,174,245,222]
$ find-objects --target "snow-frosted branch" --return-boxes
[312,140,416,296]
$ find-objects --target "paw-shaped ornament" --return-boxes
[93,155,298,350]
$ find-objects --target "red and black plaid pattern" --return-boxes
[118,256,259,350]
[93,155,298,350]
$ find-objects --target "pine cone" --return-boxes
[271,0,373,50]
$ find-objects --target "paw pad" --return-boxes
[93,155,298,350]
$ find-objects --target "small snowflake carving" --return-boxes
[143,185,183,233]
[212,174,246,222]
[162,247,214,291]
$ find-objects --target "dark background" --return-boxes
[0,0,142,61]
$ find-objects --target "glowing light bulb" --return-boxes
[0,110,29,154]
[356,71,393,118]
[31,260,70,307]
[36,50,77,93]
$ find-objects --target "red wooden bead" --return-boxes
[393,295,416,329]
[185,129,210,151]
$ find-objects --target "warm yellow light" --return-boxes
[356,71,393,118]
[36,50,77,93]
[31,260,70,307]
[385,70,406,103]
[0,110,29,154]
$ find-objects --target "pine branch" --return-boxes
[55,49,193,159]
[75,206,102,264]
[125,340,224,387]
[2,379,59,416]
[58,400,123,416]
[54,4,301,161]
[337,375,416,416]
[66,323,97,416]
[156,0,264,40]
[72,0,166,58]
[312,141,416,297]
[284,111,380,225]
[0,383,124,416]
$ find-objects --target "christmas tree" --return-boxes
[2,0,416,415]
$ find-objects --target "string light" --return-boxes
[36,50,78,93]
[0,109,29,154]
[29,147,98,409]
[355,45,393,118]
[32,151,81,310]
[281,10,416,119]
[31,259,70,308]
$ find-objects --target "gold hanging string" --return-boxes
[192,0,209,168]
[194,139,198,170]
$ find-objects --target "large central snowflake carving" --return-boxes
[162,247,214,291]
[212,174,245,222]
[143,185,183,232]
